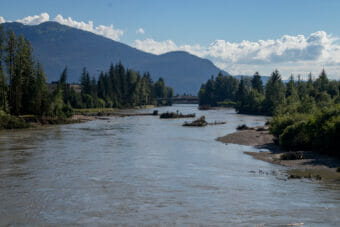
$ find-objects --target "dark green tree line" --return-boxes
[199,68,340,154]
[0,28,51,116]
[69,64,173,109]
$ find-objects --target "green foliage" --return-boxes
[279,121,311,150]
[75,65,172,109]
[0,110,29,129]
[263,70,285,115]
[198,61,339,155]
[62,103,74,118]
[199,72,239,107]
[251,72,263,93]
[271,105,340,155]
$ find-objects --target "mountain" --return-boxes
[2,21,228,94]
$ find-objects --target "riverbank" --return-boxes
[0,106,157,130]
[217,127,340,180]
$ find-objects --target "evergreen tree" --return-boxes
[34,63,49,115]
[315,69,329,92]
[19,37,36,114]
[251,72,263,93]
[0,25,7,112]
[154,77,167,98]
[5,31,18,115]
[263,69,285,115]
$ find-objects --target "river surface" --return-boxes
[0,105,339,226]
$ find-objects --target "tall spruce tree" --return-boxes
[251,72,263,94]
[263,69,285,115]
[0,25,7,112]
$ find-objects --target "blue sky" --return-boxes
[1,0,340,79]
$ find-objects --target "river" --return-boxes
[0,104,339,226]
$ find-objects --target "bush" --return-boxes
[62,103,74,118]
[0,111,29,129]
[279,121,311,150]
[270,113,310,138]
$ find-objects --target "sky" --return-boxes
[1,0,340,79]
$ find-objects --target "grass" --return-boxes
[73,108,118,115]
[74,105,155,115]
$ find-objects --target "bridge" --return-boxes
[156,96,199,104]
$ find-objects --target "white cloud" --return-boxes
[2,13,124,41]
[136,28,145,34]
[133,31,340,79]
[16,12,49,25]
[53,14,123,41]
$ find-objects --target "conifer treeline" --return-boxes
[199,69,340,154]
[0,27,173,119]
[0,28,51,116]
[199,70,340,115]
[62,64,173,109]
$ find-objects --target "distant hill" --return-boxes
[2,21,228,94]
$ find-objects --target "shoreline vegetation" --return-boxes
[200,69,340,158]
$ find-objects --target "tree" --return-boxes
[19,36,36,114]
[154,77,167,98]
[263,69,285,115]
[5,31,19,115]
[80,67,91,96]
[285,74,299,103]
[251,72,263,93]
[0,25,7,111]
[34,63,49,115]
[315,69,329,92]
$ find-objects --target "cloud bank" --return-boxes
[16,12,50,25]
[0,13,124,41]
[134,31,340,79]
[54,14,123,41]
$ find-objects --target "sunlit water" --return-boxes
[0,105,339,226]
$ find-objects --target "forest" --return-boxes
[199,70,340,155]
[0,27,173,129]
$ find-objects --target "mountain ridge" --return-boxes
[2,21,229,94]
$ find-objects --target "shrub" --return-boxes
[270,113,310,138]
[279,121,311,150]
[62,103,74,118]
[0,111,29,129]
